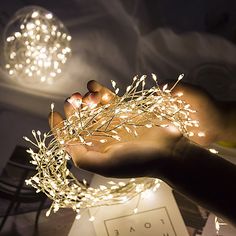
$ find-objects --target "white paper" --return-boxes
[104,207,177,236]
[87,175,189,236]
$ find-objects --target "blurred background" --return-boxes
[0,0,236,235]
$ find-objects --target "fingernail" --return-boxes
[87,80,101,92]
[67,96,82,108]
[65,97,70,102]
[71,92,82,100]
[89,92,101,103]
[87,93,95,101]
[87,94,98,109]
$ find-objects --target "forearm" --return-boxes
[160,139,236,226]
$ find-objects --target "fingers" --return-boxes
[87,80,103,92]
[51,80,121,129]
[64,101,75,119]
[67,92,83,108]
[82,92,101,108]
[65,92,82,118]
[65,91,101,114]
[64,92,83,119]
[87,80,116,104]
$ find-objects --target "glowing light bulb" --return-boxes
[166,124,181,134]
[89,216,95,222]
[198,131,205,137]
[3,6,72,84]
[209,148,219,154]
[133,208,138,214]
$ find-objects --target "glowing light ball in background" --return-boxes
[3,6,72,84]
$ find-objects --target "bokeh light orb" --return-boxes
[3,6,72,84]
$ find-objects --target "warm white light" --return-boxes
[68,97,82,108]
[24,74,203,216]
[102,93,109,102]
[89,216,95,222]
[4,6,71,84]
[166,124,181,134]
[198,131,205,137]
[215,216,227,235]
[133,208,138,214]
[209,148,219,154]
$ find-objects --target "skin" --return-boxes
[49,80,236,226]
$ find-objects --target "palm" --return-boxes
[68,125,183,178]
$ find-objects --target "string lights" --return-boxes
[24,74,203,218]
[4,6,71,84]
[3,6,223,233]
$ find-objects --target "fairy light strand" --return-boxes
[24,74,206,218]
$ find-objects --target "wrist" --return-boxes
[157,137,236,224]
[153,136,191,182]
[158,137,208,186]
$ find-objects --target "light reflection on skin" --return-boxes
[166,124,181,134]
[102,93,109,102]
[68,97,82,108]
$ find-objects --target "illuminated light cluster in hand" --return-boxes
[4,6,71,84]
[24,74,203,218]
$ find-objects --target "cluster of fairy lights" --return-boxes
[24,74,215,220]
[4,8,71,83]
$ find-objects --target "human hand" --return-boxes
[82,80,225,146]
[48,80,194,179]
[48,80,236,225]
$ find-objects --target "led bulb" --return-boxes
[3,6,72,84]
